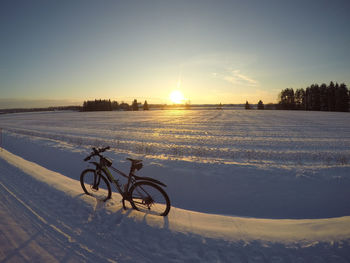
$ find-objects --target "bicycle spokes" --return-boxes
[133,194,154,210]
[130,182,170,216]
[143,196,154,206]
[80,169,111,201]
[90,184,99,192]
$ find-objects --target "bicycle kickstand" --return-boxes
[122,198,127,210]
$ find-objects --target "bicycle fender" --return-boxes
[135,176,167,187]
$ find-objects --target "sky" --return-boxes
[1,0,350,108]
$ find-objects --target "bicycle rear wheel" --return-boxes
[80,169,111,201]
[129,181,171,216]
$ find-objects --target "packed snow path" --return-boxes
[1,148,350,263]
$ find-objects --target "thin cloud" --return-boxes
[214,70,259,87]
[233,70,258,86]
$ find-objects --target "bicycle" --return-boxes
[80,146,171,216]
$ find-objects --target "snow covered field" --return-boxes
[1,109,350,262]
[1,110,350,166]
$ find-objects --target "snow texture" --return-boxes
[1,110,350,262]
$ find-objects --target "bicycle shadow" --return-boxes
[163,215,169,229]
[138,210,170,231]
[79,192,170,232]
[72,193,85,199]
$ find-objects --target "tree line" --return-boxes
[0,105,82,114]
[278,81,349,112]
[82,99,149,111]
[246,81,349,111]
[244,100,274,110]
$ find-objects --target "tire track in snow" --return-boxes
[0,180,116,263]
[0,158,120,263]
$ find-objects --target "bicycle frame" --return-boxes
[82,147,170,215]
[90,161,133,196]
[90,158,166,189]
[89,158,166,209]
[104,165,135,195]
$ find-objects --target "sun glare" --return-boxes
[169,90,185,104]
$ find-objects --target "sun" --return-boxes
[169,90,185,104]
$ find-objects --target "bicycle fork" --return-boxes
[92,171,102,191]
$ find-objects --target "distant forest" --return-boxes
[82,99,149,111]
[2,81,348,114]
[277,81,349,112]
[0,106,82,114]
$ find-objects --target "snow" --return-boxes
[1,110,349,166]
[1,110,350,262]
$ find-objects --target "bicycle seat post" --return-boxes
[129,163,135,176]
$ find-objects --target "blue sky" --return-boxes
[1,0,349,107]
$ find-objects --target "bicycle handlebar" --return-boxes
[84,146,110,161]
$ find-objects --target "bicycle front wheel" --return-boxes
[129,181,171,216]
[80,169,111,202]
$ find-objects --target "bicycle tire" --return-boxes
[129,181,171,216]
[80,169,111,201]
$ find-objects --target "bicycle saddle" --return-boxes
[126,158,142,164]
